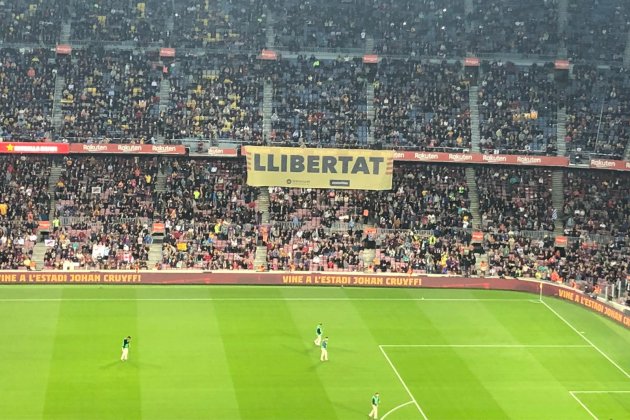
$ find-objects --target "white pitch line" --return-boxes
[0,297,538,302]
[569,391,598,420]
[379,345,429,420]
[570,391,630,394]
[381,400,415,420]
[541,300,630,379]
[380,344,591,348]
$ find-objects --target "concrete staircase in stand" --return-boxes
[254,188,270,269]
[158,78,171,114]
[551,170,565,234]
[365,35,374,53]
[624,138,630,161]
[156,77,171,143]
[253,245,268,270]
[155,170,167,195]
[464,0,474,32]
[265,9,275,48]
[147,237,163,268]
[469,85,481,152]
[262,80,273,143]
[257,187,270,224]
[48,164,64,221]
[361,249,376,272]
[31,242,47,270]
[558,0,568,36]
[623,29,630,67]
[60,22,72,43]
[52,75,65,133]
[556,107,567,156]
[366,82,375,145]
[465,167,481,229]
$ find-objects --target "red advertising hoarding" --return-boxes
[363,54,379,64]
[68,144,186,155]
[207,147,238,157]
[0,142,69,154]
[259,49,278,61]
[554,236,568,247]
[56,44,72,55]
[159,48,176,58]
[464,57,480,67]
[589,158,630,171]
[393,151,569,167]
[554,59,570,70]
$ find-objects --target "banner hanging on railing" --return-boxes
[243,146,394,190]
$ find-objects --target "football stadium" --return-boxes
[0,0,630,419]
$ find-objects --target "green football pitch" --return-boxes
[1,286,630,420]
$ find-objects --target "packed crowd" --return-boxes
[0,48,55,141]
[269,164,471,231]
[564,65,630,159]
[270,57,368,147]
[477,167,555,232]
[374,60,470,150]
[468,0,559,56]
[172,0,266,50]
[566,0,630,63]
[44,156,159,269]
[563,170,630,236]
[0,0,64,43]
[69,0,168,44]
[0,155,627,303]
[156,158,259,269]
[478,61,558,155]
[58,49,163,143]
[0,156,50,270]
[0,45,626,159]
[266,224,628,299]
[164,54,264,144]
[0,0,628,64]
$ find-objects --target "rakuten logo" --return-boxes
[81,144,108,152]
[448,154,473,162]
[591,159,616,168]
[482,155,508,163]
[153,145,178,153]
[515,156,542,165]
[117,145,142,152]
[414,152,440,161]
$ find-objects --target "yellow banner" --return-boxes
[244,146,394,190]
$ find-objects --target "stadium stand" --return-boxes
[163,54,263,144]
[0,0,628,304]
[374,60,471,151]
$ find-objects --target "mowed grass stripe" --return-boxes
[213,289,337,419]
[571,392,630,420]
[43,288,142,419]
[135,295,240,419]
[0,298,61,419]
[389,346,594,419]
[283,291,413,419]
[543,297,630,380]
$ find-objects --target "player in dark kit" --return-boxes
[121,336,131,361]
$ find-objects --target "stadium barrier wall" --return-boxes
[1,271,628,329]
